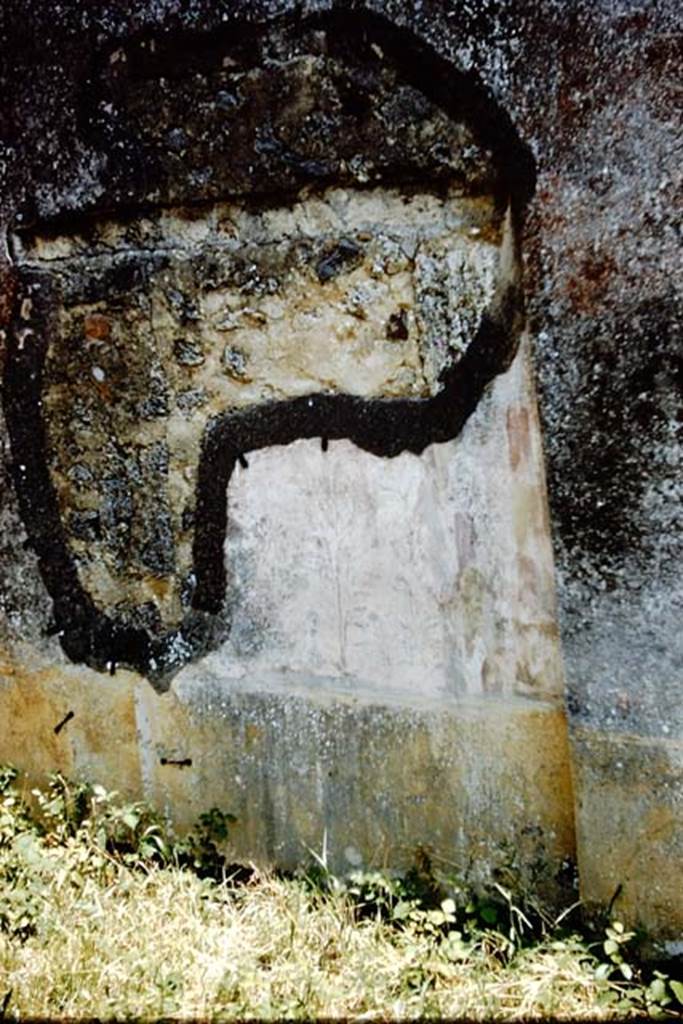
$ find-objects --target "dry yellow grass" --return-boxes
[1,866,621,1020]
[0,768,678,1020]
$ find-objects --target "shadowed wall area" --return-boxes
[0,2,680,944]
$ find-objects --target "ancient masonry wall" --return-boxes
[0,1,679,943]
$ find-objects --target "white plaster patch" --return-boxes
[212,341,563,702]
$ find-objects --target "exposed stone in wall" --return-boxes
[3,16,531,684]
[13,189,503,643]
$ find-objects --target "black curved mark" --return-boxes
[3,7,535,689]
[3,277,522,689]
[192,293,523,616]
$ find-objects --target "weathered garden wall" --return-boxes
[0,1,679,942]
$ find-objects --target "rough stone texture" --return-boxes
[3,22,531,682]
[0,0,680,938]
[12,188,506,648]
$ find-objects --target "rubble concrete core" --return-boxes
[8,185,519,682]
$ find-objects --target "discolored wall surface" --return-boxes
[0,1,680,940]
[9,186,514,675]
